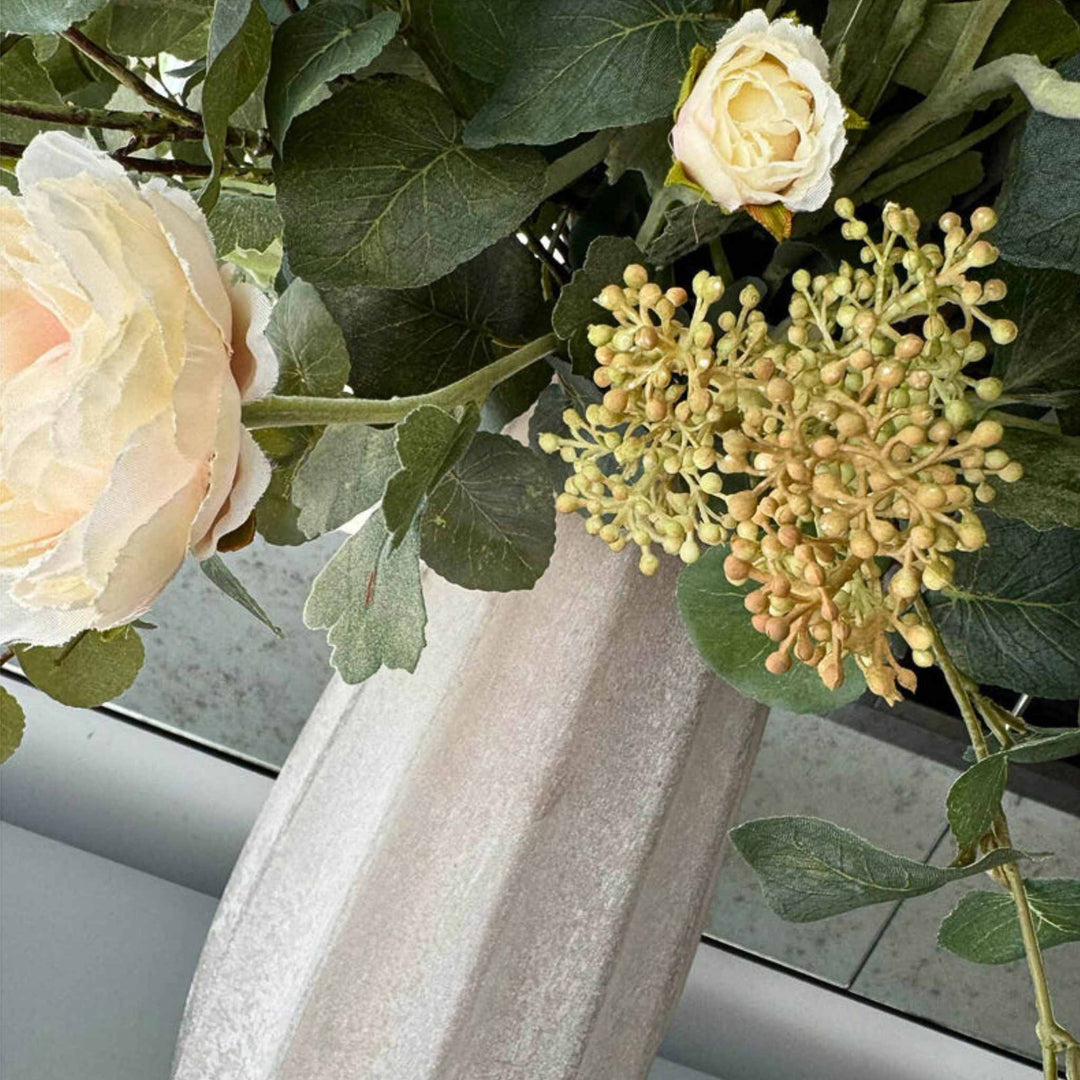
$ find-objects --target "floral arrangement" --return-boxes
[1,0,1079,1071]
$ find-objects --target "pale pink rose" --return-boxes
[671,11,846,213]
[1,132,278,647]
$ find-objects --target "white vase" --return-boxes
[172,516,766,1080]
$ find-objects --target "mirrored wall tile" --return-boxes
[851,789,1080,1061]
[117,534,341,767]
[706,708,961,986]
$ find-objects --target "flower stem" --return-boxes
[539,129,613,202]
[916,594,1079,1075]
[241,332,558,430]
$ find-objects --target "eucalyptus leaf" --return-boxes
[0,685,26,766]
[946,754,1007,852]
[200,554,283,636]
[678,545,866,715]
[15,627,144,708]
[420,431,556,591]
[266,278,351,397]
[994,53,1080,274]
[552,235,649,374]
[303,509,427,685]
[207,191,283,256]
[276,76,547,289]
[383,404,480,548]
[464,0,722,148]
[990,263,1080,407]
[939,879,1080,964]
[428,0,528,84]
[293,423,398,538]
[1,0,108,33]
[265,0,399,149]
[200,0,272,209]
[86,0,212,62]
[926,512,1080,699]
[988,428,1080,531]
[321,236,550,399]
[731,815,1027,922]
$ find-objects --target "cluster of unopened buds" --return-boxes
[539,201,1024,703]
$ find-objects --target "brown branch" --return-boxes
[60,29,202,130]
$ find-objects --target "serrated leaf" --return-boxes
[207,191,283,256]
[552,235,649,373]
[321,236,550,399]
[265,0,399,150]
[463,0,721,149]
[0,685,26,765]
[939,879,1080,964]
[265,278,350,397]
[15,627,144,708]
[988,428,1080,531]
[420,431,555,591]
[645,196,736,266]
[605,117,675,196]
[1,0,108,33]
[946,755,1007,852]
[276,76,546,289]
[200,0,272,210]
[303,509,427,685]
[405,0,491,118]
[383,404,480,547]
[677,545,866,715]
[990,263,1080,408]
[293,423,398,537]
[731,815,1028,922]
[253,425,322,545]
[427,0,528,84]
[994,53,1080,274]
[0,38,69,145]
[200,553,282,636]
[926,512,1080,699]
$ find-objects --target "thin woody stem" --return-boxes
[915,594,1078,1076]
[242,333,559,429]
[0,141,271,180]
[60,29,202,130]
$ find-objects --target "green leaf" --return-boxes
[320,235,550,399]
[463,0,721,149]
[200,553,283,636]
[207,191,283,256]
[15,627,144,708]
[404,0,492,118]
[265,278,351,397]
[730,815,1028,922]
[527,358,602,488]
[420,431,556,591]
[383,404,480,547]
[889,151,984,226]
[926,512,1080,699]
[253,425,322,545]
[605,117,674,196]
[200,0,272,210]
[645,196,736,266]
[39,37,117,108]
[988,428,1080,531]
[86,0,212,62]
[427,0,528,84]
[990,263,1080,408]
[998,726,1080,764]
[946,755,1008,852]
[993,53,1080,274]
[265,0,399,150]
[1,0,108,33]
[552,235,648,374]
[293,423,398,538]
[276,76,547,289]
[303,509,427,685]
[0,38,69,145]
[0,685,26,766]
[677,545,866,715]
[939,879,1080,964]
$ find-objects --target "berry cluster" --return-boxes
[539,202,1024,702]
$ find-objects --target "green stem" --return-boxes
[932,0,1012,91]
[540,130,613,202]
[242,332,558,429]
[635,186,687,251]
[916,594,1078,1075]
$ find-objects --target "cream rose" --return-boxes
[671,10,846,213]
[1,132,278,647]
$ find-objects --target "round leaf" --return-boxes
[16,627,144,708]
